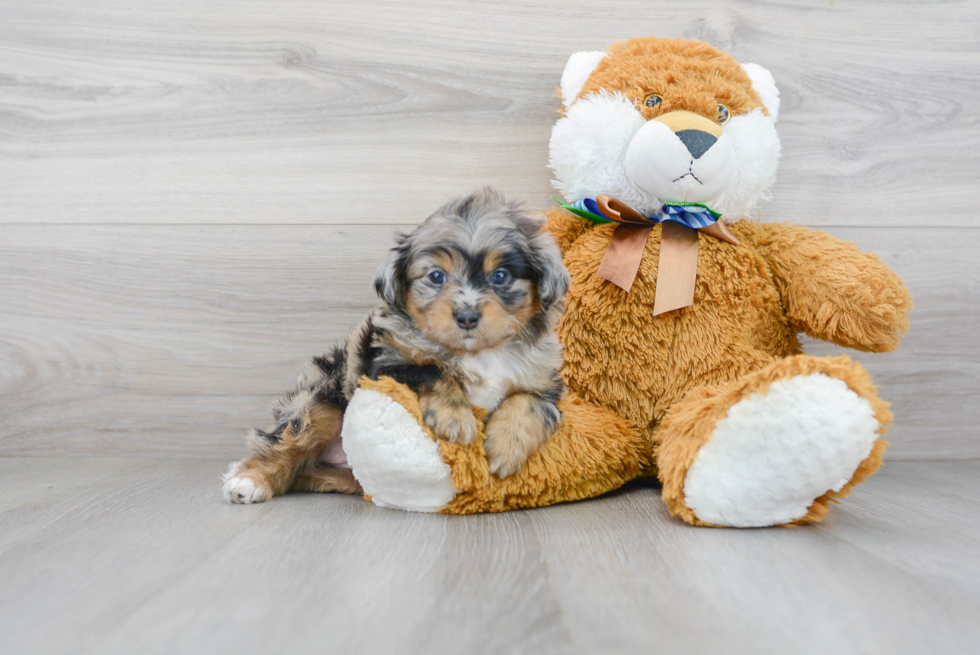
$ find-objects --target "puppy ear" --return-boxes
[560,51,607,109]
[742,63,780,121]
[373,239,407,305]
[531,231,571,310]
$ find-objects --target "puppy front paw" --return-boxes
[484,395,557,479]
[484,430,527,479]
[420,394,478,445]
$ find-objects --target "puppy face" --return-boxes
[374,188,569,353]
[405,246,538,353]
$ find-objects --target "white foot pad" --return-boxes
[341,388,457,512]
[683,373,880,527]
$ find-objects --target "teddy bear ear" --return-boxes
[741,63,780,121]
[560,51,607,109]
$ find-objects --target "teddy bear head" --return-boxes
[549,37,781,224]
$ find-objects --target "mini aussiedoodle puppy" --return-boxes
[223,188,571,503]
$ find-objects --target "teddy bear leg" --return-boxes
[657,355,891,528]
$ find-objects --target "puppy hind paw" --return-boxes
[222,475,270,504]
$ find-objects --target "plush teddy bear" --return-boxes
[339,36,912,527]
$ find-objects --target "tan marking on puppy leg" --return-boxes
[484,393,556,479]
[296,404,345,451]
[224,404,344,503]
[420,375,478,444]
[291,467,363,495]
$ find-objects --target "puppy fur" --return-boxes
[223,187,571,503]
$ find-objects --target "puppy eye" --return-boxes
[427,269,447,286]
[490,268,511,286]
[717,104,731,124]
[643,94,663,108]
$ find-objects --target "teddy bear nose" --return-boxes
[454,309,481,330]
[675,129,718,159]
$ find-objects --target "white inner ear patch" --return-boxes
[682,373,880,528]
[560,51,607,109]
[741,62,780,121]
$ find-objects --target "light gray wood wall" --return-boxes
[1,0,978,458]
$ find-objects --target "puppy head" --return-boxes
[374,187,569,353]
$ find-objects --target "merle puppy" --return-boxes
[223,188,571,503]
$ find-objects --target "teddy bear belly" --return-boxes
[559,238,798,433]
[561,320,796,434]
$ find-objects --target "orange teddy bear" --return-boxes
[338,37,913,527]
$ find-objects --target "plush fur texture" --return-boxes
[551,216,910,439]
[320,37,913,527]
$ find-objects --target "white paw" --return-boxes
[221,460,267,504]
[683,373,880,527]
[222,476,267,504]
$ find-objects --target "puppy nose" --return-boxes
[675,129,717,159]
[454,309,480,330]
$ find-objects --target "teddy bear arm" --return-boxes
[544,206,594,255]
[750,223,912,353]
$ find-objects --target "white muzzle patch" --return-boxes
[624,120,737,206]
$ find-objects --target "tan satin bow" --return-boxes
[593,194,739,316]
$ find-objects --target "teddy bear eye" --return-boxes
[643,94,663,108]
[717,104,731,124]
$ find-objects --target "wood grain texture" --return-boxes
[0,0,977,459]
[0,0,978,226]
[0,458,978,655]
[0,223,976,458]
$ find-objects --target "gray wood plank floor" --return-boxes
[1,458,978,655]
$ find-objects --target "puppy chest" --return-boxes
[457,349,523,411]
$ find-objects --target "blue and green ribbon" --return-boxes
[553,196,721,230]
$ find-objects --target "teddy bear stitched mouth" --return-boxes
[672,165,703,185]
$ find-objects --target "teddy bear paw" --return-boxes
[341,388,458,512]
[682,373,881,527]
